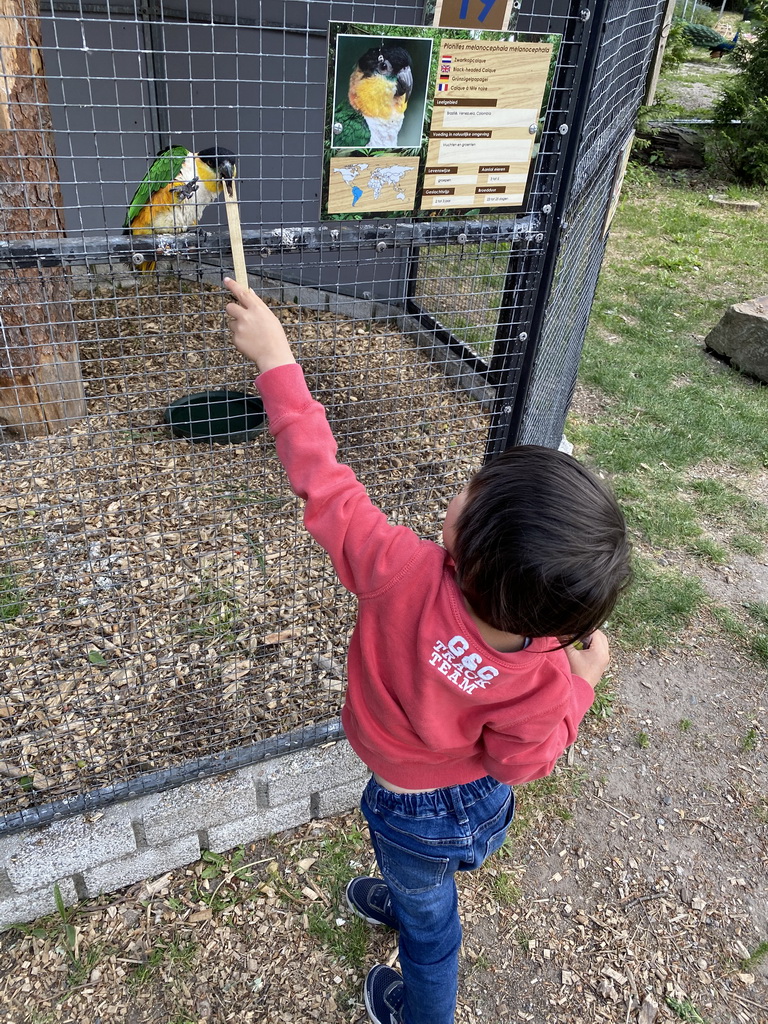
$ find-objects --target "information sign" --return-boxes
[322,23,559,219]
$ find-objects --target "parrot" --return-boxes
[124,144,236,271]
[332,44,414,149]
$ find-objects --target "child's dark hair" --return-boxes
[453,445,631,644]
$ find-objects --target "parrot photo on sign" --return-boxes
[124,144,236,271]
[333,44,414,148]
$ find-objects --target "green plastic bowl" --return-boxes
[163,390,266,444]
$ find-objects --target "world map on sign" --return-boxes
[327,157,420,214]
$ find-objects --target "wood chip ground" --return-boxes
[0,279,487,815]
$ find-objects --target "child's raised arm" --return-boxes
[224,277,296,374]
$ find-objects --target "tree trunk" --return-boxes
[0,0,85,438]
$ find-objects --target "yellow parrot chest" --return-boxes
[129,157,221,234]
[349,71,408,120]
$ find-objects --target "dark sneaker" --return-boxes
[346,876,399,930]
[364,964,404,1024]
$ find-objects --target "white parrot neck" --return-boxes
[364,113,405,148]
[152,154,217,231]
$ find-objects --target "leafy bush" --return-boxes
[663,21,691,71]
[712,2,768,183]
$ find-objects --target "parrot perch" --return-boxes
[333,45,414,149]
[124,145,236,271]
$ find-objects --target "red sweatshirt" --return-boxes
[256,363,595,789]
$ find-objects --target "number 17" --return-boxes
[460,0,498,23]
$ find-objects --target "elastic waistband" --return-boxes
[366,773,508,819]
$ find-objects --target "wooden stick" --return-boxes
[223,177,248,288]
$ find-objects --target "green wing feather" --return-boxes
[124,146,189,228]
[332,101,371,149]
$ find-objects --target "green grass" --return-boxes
[568,166,768,664]
[130,938,198,986]
[488,870,522,905]
[507,768,583,838]
[666,997,709,1024]
[610,557,706,651]
[306,908,370,972]
[0,570,25,622]
[712,606,768,670]
[589,676,615,721]
[745,602,768,629]
[740,728,759,752]
[186,579,243,648]
[413,241,512,355]
[295,825,372,975]
[741,940,768,971]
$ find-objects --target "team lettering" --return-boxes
[429,635,499,694]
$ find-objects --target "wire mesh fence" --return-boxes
[519,0,666,447]
[0,0,664,833]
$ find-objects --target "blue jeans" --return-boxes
[361,775,515,1024]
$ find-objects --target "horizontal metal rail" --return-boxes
[0,216,541,270]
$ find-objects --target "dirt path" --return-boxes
[457,639,768,1024]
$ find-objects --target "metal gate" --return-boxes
[0,0,665,834]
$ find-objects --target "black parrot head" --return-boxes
[197,146,236,182]
[357,45,414,99]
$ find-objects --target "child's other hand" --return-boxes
[563,628,610,689]
[224,277,295,373]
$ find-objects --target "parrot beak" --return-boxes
[396,65,413,99]
[219,158,236,183]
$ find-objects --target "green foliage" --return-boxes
[712,606,768,669]
[589,676,615,721]
[130,937,198,985]
[662,21,692,72]
[712,5,768,183]
[489,870,522,904]
[307,908,369,971]
[740,727,759,751]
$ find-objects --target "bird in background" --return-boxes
[124,144,236,271]
[710,30,740,58]
[333,44,414,149]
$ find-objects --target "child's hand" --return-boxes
[223,277,296,373]
[563,628,610,688]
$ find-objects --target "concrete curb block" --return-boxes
[0,740,368,929]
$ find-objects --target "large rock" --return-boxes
[704,297,768,382]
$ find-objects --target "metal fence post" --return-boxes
[486,0,612,459]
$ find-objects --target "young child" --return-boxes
[224,278,631,1024]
